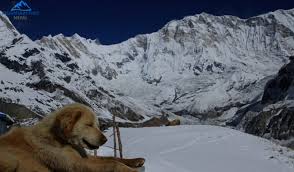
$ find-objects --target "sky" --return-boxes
[0,0,294,45]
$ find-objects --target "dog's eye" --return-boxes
[86,124,93,127]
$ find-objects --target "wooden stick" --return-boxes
[112,115,117,158]
[101,145,120,151]
[116,125,123,158]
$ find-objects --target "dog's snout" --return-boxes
[100,134,107,145]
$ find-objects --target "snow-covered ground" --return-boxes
[98,126,294,172]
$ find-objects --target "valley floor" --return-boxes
[98,125,294,172]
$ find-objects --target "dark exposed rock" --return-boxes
[245,15,294,38]
[213,61,225,70]
[0,52,30,73]
[67,63,79,71]
[31,60,46,78]
[92,65,118,80]
[0,100,41,123]
[244,106,294,148]
[63,76,71,83]
[126,52,135,61]
[55,53,71,63]
[12,37,23,45]
[86,89,103,99]
[226,102,262,127]
[166,119,181,126]
[110,106,144,122]
[193,65,202,74]
[206,64,213,72]
[228,59,294,148]
[261,58,294,104]
[22,48,40,58]
[176,102,245,123]
[142,117,169,127]
[145,76,162,85]
[2,87,23,93]
[103,66,118,80]
[116,58,130,68]
[26,79,56,93]
[98,87,115,98]
[91,68,98,76]
[99,116,180,130]
[136,35,148,51]
[0,52,45,78]
[27,79,90,106]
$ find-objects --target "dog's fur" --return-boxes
[0,103,145,172]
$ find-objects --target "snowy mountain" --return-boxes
[0,11,182,127]
[1,9,294,126]
[98,125,294,172]
[37,9,294,121]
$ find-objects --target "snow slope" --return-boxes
[99,126,294,172]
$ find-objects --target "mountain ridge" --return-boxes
[38,8,294,46]
[36,8,294,119]
[0,8,294,126]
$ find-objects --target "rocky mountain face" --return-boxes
[1,9,294,128]
[228,57,294,148]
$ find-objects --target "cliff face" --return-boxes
[228,57,294,148]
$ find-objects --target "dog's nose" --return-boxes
[100,134,107,145]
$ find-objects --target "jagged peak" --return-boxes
[0,10,20,40]
[37,8,294,49]
[54,33,65,39]
[286,8,294,13]
[43,33,94,44]
[274,8,294,14]
[72,33,82,39]
[254,8,294,19]
[71,33,87,42]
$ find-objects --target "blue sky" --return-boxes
[0,0,294,44]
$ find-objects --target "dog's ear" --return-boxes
[52,109,82,140]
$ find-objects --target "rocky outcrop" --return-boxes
[245,107,294,140]
[228,57,294,148]
[0,98,42,125]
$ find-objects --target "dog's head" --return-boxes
[52,103,107,150]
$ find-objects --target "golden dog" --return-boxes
[0,103,145,172]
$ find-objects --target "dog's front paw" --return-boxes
[132,158,145,168]
[115,164,139,172]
